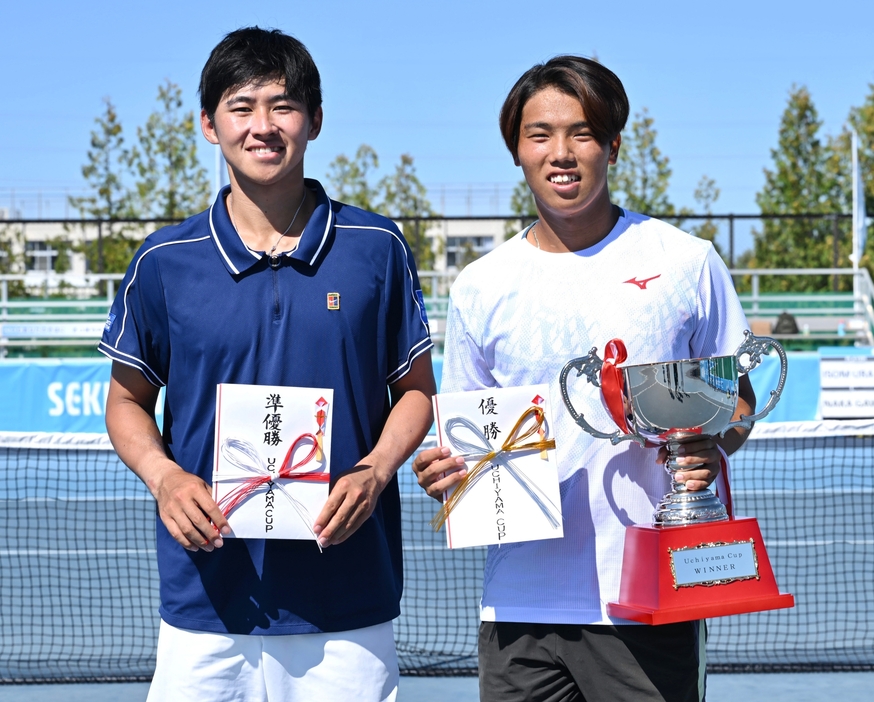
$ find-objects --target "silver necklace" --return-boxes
[228,192,307,266]
[267,194,306,259]
[530,223,541,250]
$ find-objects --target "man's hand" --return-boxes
[655,437,722,492]
[106,361,229,553]
[655,374,757,492]
[311,353,436,549]
[312,464,391,548]
[412,446,467,502]
[151,461,230,552]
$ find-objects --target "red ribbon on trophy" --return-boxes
[600,338,630,434]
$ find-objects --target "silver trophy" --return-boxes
[559,331,787,526]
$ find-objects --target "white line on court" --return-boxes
[732,488,874,494]
[769,540,874,546]
[0,549,156,555]
[0,547,450,554]
[2,496,152,502]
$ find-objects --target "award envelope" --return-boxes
[212,383,333,541]
[432,384,563,549]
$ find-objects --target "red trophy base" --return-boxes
[606,517,794,625]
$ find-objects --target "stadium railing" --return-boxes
[5,267,874,354]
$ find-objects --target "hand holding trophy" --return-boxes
[559,331,795,624]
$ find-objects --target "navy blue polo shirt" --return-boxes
[99,179,432,635]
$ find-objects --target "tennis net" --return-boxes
[1,422,873,682]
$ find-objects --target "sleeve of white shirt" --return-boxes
[440,295,497,393]
[690,246,750,359]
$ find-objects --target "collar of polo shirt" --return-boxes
[208,179,335,276]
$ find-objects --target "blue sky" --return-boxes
[2,0,873,252]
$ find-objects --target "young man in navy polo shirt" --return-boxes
[102,27,435,701]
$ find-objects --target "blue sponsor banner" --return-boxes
[433,354,818,423]
[431,349,816,424]
[1,359,163,433]
[0,351,820,434]
[751,351,820,422]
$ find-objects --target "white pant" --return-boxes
[147,619,399,702]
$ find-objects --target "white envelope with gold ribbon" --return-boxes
[431,384,563,549]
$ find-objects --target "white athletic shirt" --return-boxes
[441,209,750,625]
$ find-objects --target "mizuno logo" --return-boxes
[623,275,661,290]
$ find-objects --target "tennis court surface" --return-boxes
[3,673,874,701]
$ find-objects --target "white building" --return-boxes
[426,218,517,272]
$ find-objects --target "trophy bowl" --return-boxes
[559,331,787,526]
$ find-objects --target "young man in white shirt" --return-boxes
[413,56,755,702]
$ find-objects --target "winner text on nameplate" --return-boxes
[668,540,760,590]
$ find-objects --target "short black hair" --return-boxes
[499,56,629,161]
[199,27,322,122]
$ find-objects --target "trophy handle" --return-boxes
[721,330,788,433]
[559,349,646,447]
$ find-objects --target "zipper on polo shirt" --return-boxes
[272,262,281,321]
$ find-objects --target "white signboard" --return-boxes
[432,384,563,549]
[820,356,874,388]
[820,356,874,418]
[1,322,105,339]
[820,389,874,418]
[213,383,332,541]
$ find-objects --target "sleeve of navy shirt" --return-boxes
[383,223,432,384]
[99,229,172,387]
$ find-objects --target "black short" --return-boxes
[478,620,706,702]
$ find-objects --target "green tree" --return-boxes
[130,80,211,220]
[68,98,136,221]
[326,145,436,270]
[848,84,874,217]
[0,224,26,296]
[689,175,724,258]
[47,236,72,274]
[609,108,676,216]
[68,98,141,274]
[455,240,482,269]
[326,145,380,210]
[825,83,874,274]
[751,86,846,291]
[379,154,435,269]
[504,180,537,239]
